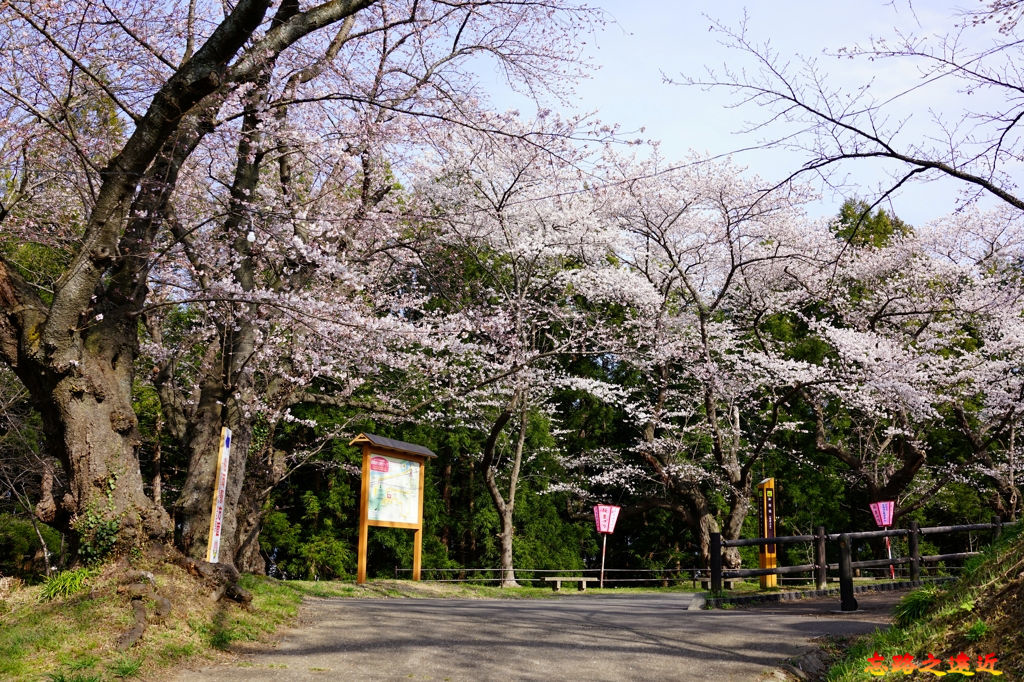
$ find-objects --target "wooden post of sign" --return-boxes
[352,433,436,585]
[909,521,920,583]
[838,533,858,612]
[357,443,371,585]
[412,458,425,580]
[814,525,827,590]
[710,532,722,593]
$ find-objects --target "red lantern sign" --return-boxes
[870,500,897,580]
[594,504,620,534]
[870,501,895,527]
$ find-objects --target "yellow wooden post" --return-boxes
[413,458,426,580]
[357,443,370,584]
[758,478,778,588]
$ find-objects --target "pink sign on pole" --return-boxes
[870,501,895,527]
[594,504,621,534]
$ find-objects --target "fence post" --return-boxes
[909,521,920,583]
[710,532,722,593]
[815,526,827,590]
[838,533,858,612]
[993,515,1003,541]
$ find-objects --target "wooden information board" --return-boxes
[352,433,436,584]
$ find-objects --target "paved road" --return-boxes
[172,592,898,681]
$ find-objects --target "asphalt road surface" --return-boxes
[172,591,899,681]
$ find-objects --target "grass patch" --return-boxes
[107,654,143,678]
[0,561,338,681]
[40,568,95,602]
[824,523,1024,680]
[892,585,940,627]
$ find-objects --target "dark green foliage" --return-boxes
[0,514,59,579]
[261,460,358,580]
[608,507,697,578]
[834,198,912,247]
[511,488,595,579]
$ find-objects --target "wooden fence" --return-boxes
[710,518,1018,611]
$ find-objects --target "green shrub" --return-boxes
[0,513,60,578]
[964,619,989,642]
[39,568,93,602]
[892,585,940,627]
[74,511,119,565]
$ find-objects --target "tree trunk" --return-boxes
[482,396,526,588]
[691,498,726,568]
[721,479,752,569]
[174,388,252,566]
[16,323,172,556]
[497,506,517,587]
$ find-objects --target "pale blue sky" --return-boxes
[486,1,1006,226]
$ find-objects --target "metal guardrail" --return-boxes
[394,566,706,586]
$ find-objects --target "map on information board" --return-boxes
[367,454,421,525]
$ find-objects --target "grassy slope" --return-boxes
[826,524,1024,680]
[0,559,363,682]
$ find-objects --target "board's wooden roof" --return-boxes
[348,432,436,458]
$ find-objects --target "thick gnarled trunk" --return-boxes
[0,297,172,554]
[173,373,255,566]
[49,347,172,544]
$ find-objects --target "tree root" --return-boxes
[173,555,253,605]
[115,570,172,651]
[112,547,253,651]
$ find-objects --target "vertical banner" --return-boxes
[757,478,777,588]
[206,427,232,563]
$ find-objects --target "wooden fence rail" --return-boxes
[710,518,1018,611]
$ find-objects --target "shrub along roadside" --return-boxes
[824,524,1024,680]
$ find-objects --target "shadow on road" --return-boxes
[173,591,900,681]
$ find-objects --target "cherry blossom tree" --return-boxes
[0,0,601,573]
[140,0,602,570]
[573,152,831,567]
[791,205,1024,525]
[411,114,620,585]
[922,209,1024,520]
